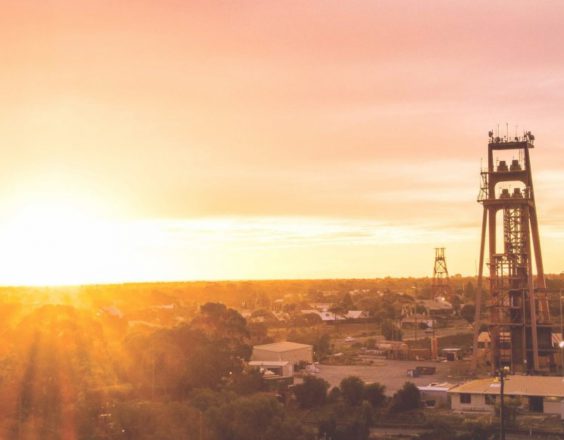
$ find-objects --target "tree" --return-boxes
[230,366,266,395]
[340,376,365,406]
[464,282,475,301]
[328,386,342,402]
[364,382,386,408]
[293,376,329,408]
[460,304,476,324]
[207,394,309,440]
[381,319,402,341]
[388,382,421,413]
[339,292,355,311]
[451,294,462,314]
[124,304,252,398]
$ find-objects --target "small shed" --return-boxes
[248,360,293,379]
[442,348,462,361]
[418,382,458,408]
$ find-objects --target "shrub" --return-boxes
[364,382,386,408]
[293,376,329,408]
[388,382,421,413]
[340,376,365,406]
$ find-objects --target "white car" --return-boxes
[345,336,354,342]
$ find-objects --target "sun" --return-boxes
[0,193,123,286]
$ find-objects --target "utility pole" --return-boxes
[496,366,510,440]
[560,291,563,375]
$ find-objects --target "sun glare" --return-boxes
[0,194,123,286]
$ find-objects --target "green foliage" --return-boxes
[339,292,355,310]
[190,388,232,412]
[318,403,372,440]
[495,396,521,425]
[286,328,331,360]
[293,375,329,408]
[417,422,456,440]
[230,366,266,395]
[463,282,475,301]
[328,386,342,402]
[108,401,202,440]
[206,394,310,440]
[124,303,252,397]
[340,376,365,406]
[381,319,403,341]
[363,382,386,408]
[388,382,421,413]
[460,303,476,324]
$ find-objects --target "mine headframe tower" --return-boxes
[472,131,553,373]
[432,247,451,300]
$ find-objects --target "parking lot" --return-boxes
[316,359,451,395]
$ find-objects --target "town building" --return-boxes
[418,382,458,408]
[248,360,294,385]
[251,341,313,365]
[448,375,564,419]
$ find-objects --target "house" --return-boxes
[418,382,458,408]
[418,298,453,318]
[309,303,333,312]
[300,310,346,322]
[441,348,462,361]
[345,310,370,320]
[448,375,564,419]
[251,341,313,365]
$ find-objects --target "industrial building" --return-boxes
[472,132,555,373]
[449,375,564,419]
[251,341,313,365]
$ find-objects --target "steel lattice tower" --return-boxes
[432,248,451,300]
[471,131,553,373]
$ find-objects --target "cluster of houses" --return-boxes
[247,340,564,422]
[420,376,564,421]
[241,294,456,326]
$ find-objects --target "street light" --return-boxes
[494,366,510,440]
[559,340,564,377]
[560,291,563,375]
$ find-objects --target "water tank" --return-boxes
[497,161,509,172]
[511,188,523,198]
[509,160,522,171]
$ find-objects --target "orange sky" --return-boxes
[1,1,564,284]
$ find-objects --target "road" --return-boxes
[316,359,451,394]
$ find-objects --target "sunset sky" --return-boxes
[2,1,564,284]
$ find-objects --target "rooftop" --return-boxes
[253,341,312,352]
[248,360,289,367]
[448,375,564,398]
[418,299,453,310]
[418,382,458,391]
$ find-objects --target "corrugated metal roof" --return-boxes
[418,382,458,391]
[248,361,289,367]
[253,341,312,352]
[448,376,564,398]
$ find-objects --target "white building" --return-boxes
[418,382,458,408]
[251,341,313,365]
[248,360,293,379]
[448,375,564,419]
